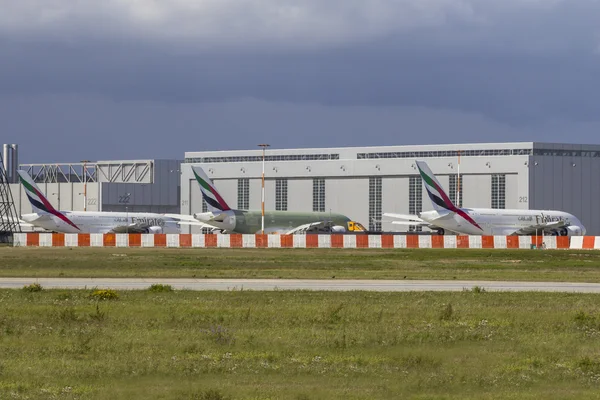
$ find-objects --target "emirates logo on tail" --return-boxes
[415,161,482,231]
[192,167,231,213]
[18,170,80,230]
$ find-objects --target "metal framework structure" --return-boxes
[21,161,154,184]
[0,152,21,242]
[96,161,152,183]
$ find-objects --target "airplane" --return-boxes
[191,165,367,234]
[383,160,586,237]
[17,170,205,234]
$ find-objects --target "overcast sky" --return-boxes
[2,1,599,163]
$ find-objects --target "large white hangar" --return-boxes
[181,142,600,235]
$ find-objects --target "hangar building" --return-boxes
[181,142,600,235]
[8,158,181,228]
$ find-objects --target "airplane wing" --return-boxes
[510,220,568,236]
[109,220,209,234]
[389,220,431,226]
[109,224,154,234]
[382,213,425,223]
[1,218,34,228]
[283,221,346,235]
[161,214,209,228]
[163,214,204,222]
[381,213,438,230]
[173,221,210,227]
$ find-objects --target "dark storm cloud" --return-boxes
[2,37,598,124]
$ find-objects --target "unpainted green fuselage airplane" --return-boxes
[191,165,365,234]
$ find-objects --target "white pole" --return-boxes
[2,144,8,182]
[258,144,270,235]
[456,150,461,207]
[256,144,271,234]
[83,162,87,212]
[261,147,265,235]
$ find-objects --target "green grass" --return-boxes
[2,289,600,399]
[2,247,600,281]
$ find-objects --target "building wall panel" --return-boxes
[325,178,369,225]
[382,177,409,232]
[287,179,313,212]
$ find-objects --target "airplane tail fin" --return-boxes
[18,170,81,230]
[415,160,457,212]
[191,166,232,213]
[17,170,55,215]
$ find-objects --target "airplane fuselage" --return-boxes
[194,210,353,234]
[21,211,183,234]
[420,208,586,236]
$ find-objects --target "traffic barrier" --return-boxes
[11,233,575,249]
[569,236,600,250]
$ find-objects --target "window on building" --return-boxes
[448,174,463,208]
[491,174,506,209]
[184,153,340,163]
[369,177,382,231]
[312,178,325,212]
[237,178,249,209]
[201,198,208,213]
[409,176,423,232]
[275,179,288,211]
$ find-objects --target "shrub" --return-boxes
[574,310,595,325]
[577,356,600,373]
[471,286,486,294]
[22,283,43,292]
[148,284,174,293]
[89,289,119,301]
[89,303,107,322]
[57,307,79,322]
[439,303,454,321]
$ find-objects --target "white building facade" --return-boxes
[181,142,600,235]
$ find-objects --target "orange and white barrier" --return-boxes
[569,236,600,250]
[12,233,573,249]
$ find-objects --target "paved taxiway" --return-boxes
[3,278,600,292]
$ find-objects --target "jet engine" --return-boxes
[144,226,163,234]
[331,225,347,233]
[561,226,582,236]
[551,226,582,236]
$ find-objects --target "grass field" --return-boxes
[2,289,600,399]
[2,247,600,281]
